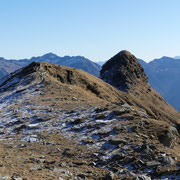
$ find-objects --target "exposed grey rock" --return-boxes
[100,50,148,92]
[14,124,27,132]
[150,135,155,139]
[62,148,74,158]
[122,156,136,164]
[71,125,85,132]
[22,135,39,143]
[145,160,160,167]
[134,175,151,180]
[113,126,124,133]
[81,138,95,145]
[95,113,107,119]
[15,144,27,148]
[140,134,148,139]
[88,161,96,166]
[125,115,134,120]
[54,168,72,177]
[121,103,132,109]
[59,162,67,167]
[72,97,78,101]
[103,172,115,180]
[0,175,11,180]
[27,123,39,129]
[29,157,45,163]
[95,107,108,113]
[112,108,130,116]
[12,178,23,180]
[70,118,85,125]
[109,137,126,145]
[77,174,86,179]
[160,156,175,165]
[95,129,111,136]
[137,111,148,117]
[58,178,64,180]
[149,144,156,150]
[73,161,87,166]
[44,160,56,165]
[159,126,178,147]
[30,164,42,171]
[111,153,125,160]
[135,143,152,154]
[96,160,108,166]
[130,126,139,132]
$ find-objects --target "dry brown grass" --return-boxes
[33,62,180,128]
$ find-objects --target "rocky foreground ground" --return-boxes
[0,84,179,180]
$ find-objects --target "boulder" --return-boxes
[109,137,126,145]
[158,126,178,147]
[100,50,148,92]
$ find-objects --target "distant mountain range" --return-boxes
[138,57,180,111]
[174,56,180,59]
[0,53,101,78]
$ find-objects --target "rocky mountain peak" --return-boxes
[119,50,135,58]
[42,52,59,58]
[100,50,149,92]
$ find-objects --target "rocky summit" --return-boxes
[100,50,149,92]
[100,51,180,128]
[0,54,179,179]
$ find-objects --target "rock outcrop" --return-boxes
[100,50,149,92]
[100,50,180,129]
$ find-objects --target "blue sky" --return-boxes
[0,0,180,62]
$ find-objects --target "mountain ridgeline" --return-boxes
[138,56,180,111]
[0,53,101,78]
[1,52,180,132]
[0,51,180,179]
[1,52,180,112]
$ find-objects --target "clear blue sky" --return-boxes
[0,0,180,62]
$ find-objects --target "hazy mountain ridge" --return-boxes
[138,57,180,111]
[174,56,180,59]
[0,53,101,79]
